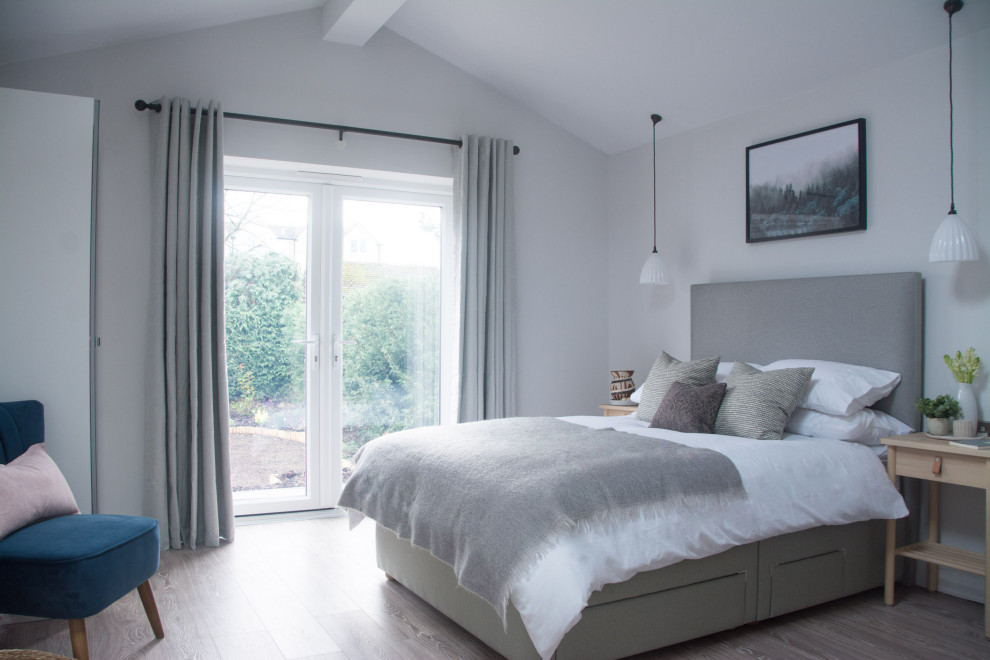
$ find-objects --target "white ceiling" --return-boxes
[1,0,988,154]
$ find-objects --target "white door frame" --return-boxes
[225,158,454,515]
[225,176,329,516]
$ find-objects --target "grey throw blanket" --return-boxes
[338,417,746,622]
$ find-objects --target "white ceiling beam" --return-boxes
[321,0,407,46]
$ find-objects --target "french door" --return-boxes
[224,166,453,516]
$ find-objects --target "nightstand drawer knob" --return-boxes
[932,456,942,475]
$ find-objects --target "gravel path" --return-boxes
[229,431,305,491]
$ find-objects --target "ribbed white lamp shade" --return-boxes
[929,211,978,262]
[639,251,668,285]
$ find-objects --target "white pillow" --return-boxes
[785,407,915,445]
[630,386,642,403]
[761,359,901,416]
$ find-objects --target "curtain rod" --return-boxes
[134,99,520,155]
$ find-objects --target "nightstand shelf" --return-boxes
[894,540,986,576]
[882,432,990,638]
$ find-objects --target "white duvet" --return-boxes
[509,415,909,660]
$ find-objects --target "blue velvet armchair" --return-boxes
[0,400,164,659]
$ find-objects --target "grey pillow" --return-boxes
[650,381,728,434]
[635,352,720,422]
[714,362,815,440]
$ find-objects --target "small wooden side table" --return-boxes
[599,403,638,417]
[882,432,990,637]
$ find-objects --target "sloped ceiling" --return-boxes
[1,0,988,154]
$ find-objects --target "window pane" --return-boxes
[341,199,441,480]
[223,189,309,497]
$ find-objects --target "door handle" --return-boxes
[292,335,319,365]
[333,334,356,364]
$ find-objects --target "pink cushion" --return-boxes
[0,443,79,541]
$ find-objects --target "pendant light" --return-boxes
[929,0,978,262]
[640,113,669,284]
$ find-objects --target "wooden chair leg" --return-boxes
[68,618,89,660]
[137,579,165,639]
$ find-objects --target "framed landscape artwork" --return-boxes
[746,118,866,243]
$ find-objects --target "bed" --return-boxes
[341,272,924,660]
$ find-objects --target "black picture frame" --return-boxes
[746,118,866,243]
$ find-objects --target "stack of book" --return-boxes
[948,436,990,449]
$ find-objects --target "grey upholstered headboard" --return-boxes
[691,272,924,429]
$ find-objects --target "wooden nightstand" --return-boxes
[882,432,990,637]
[599,403,638,417]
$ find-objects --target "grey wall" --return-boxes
[608,29,990,602]
[0,9,610,517]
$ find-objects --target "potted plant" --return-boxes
[916,394,961,436]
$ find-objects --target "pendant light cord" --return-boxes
[651,114,661,253]
[947,1,959,213]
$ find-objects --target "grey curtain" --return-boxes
[146,98,233,549]
[455,135,517,422]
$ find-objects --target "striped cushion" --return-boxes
[635,352,719,422]
[715,362,814,440]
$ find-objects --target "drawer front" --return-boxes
[559,573,749,660]
[895,447,987,488]
[769,550,845,618]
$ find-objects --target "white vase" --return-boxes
[956,382,979,422]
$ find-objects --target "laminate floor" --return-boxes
[2,516,987,659]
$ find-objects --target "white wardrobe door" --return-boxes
[0,86,97,512]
